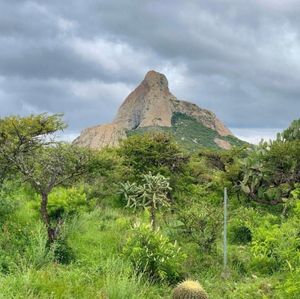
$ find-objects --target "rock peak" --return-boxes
[74,70,234,150]
[143,70,169,91]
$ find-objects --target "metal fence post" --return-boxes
[223,187,228,274]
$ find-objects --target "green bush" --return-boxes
[250,216,300,274]
[276,268,300,298]
[0,197,17,225]
[48,186,87,218]
[228,219,252,245]
[123,223,186,284]
[31,186,87,220]
[176,197,222,252]
[0,181,21,225]
[51,216,83,264]
[0,220,54,273]
[53,237,75,264]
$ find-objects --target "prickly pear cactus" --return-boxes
[172,280,208,299]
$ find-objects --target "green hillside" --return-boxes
[127,112,246,151]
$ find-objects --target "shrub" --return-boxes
[172,280,208,299]
[123,223,186,284]
[47,187,87,219]
[228,219,252,245]
[53,237,75,264]
[176,198,222,252]
[0,181,20,226]
[250,216,300,274]
[31,186,87,220]
[276,268,300,298]
[50,216,82,264]
[0,197,17,225]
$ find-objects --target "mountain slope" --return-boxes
[74,70,243,150]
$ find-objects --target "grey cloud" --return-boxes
[0,77,128,133]
[0,0,299,138]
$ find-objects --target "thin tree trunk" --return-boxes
[150,203,156,231]
[40,192,55,244]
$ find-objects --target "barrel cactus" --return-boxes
[172,280,208,299]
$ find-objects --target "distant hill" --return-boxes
[74,70,245,150]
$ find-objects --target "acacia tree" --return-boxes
[0,114,91,243]
[120,173,171,230]
[18,143,91,242]
[0,114,65,183]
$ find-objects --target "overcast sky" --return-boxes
[1,0,299,143]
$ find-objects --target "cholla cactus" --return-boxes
[172,280,208,299]
[119,172,171,230]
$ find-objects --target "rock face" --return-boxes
[74,70,234,149]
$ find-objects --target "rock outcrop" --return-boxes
[74,70,234,149]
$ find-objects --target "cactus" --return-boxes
[172,280,208,299]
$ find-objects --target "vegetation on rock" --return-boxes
[128,112,246,151]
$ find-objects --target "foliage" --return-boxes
[128,112,245,151]
[279,118,300,141]
[235,138,300,205]
[19,143,91,243]
[229,224,252,245]
[172,280,208,299]
[120,131,188,179]
[52,233,75,265]
[1,115,300,298]
[175,189,223,252]
[250,216,300,274]
[0,189,18,225]
[276,268,300,298]
[123,223,186,284]
[84,148,123,206]
[0,113,65,184]
[46,186,87,219]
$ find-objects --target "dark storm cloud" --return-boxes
[0,0,299,141]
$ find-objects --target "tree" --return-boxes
[119,132,188,180]
[0,114,91,243]
[0,114,65,185]
[120,173,171,230]
[238,138,300,205]
[16,143,91,243]
[175,192,223,252]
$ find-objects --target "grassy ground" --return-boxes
[0,187,295,298]
[0,203,170,299]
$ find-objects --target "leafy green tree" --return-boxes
[84,148,124,206]
[0,114,91,243]
[120,173,171,230]
[0,114,65,185]
[119,132,188,180]
[16,143,91,243]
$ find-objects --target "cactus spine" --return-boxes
[172,280,208,299]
